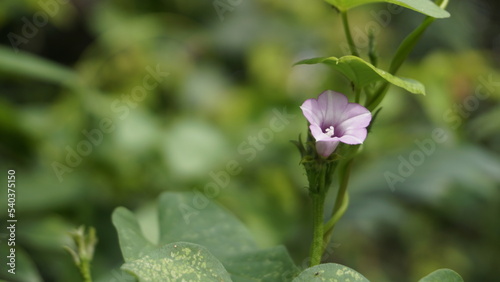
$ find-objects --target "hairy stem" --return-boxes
[309,164,327,266]
[80,259,92,282]
[309,193,326,266]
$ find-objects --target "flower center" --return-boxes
[324,126,335,137]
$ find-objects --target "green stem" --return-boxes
[309,193,326,266]
[341,11,359,57]
[368,30,378,67]
[324,192,349,233]
[80,259,92,282]
[322,158,353,250]
[309,164,327,266]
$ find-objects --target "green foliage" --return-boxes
[324,0,450,18]
[155,192,257,259]
[292,263,369,282]
[418,269,464,282]
[295,56,425,95]
[112,192,300,281]
[222,246,300,281]
[0,244,42,282]
[366,12,440,110]
[1,0,498,281]
[0,46,79,88]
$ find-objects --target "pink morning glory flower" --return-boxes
[300,90,372,157]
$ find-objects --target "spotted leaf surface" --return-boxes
[292,263,369,282]
[122,242,231,282]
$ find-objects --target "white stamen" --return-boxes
[324,126,335,137]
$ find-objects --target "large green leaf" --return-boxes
[122,242,232,282]
[157,192,257,259]
[292,263,369,282]
[418,269,464,282]
[113,192,299,281]
[296,56,425,95]
[157,192,300,280]
[223,246,300,281]
[0,45,79,88]
[325,0,449,18]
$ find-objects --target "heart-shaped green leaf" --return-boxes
[113,192,299,281]
[418,268,464,282]
[157,192,257,259]
[295,56,425,95]
[122,242,232,282]
[325,0,449,18]
[292,263,369,282]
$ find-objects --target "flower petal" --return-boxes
[300,98,322,126]
[316,140,340,157]
[337,103,372,130]
[339,128,367,144]
[317,90,349,126]
[309,124,330,141]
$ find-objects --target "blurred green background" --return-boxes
[0,0,499,281]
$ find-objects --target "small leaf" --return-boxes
[325,0,450,18]
[418,268,464,282]
[292,263,369,282]
[296,56,425,95]
[122,242,232,282]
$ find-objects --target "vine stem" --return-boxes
[309,164,327,267]
[323,158,354,251]
[81,259,92,282]
[309,193,326,266]
[341,11,359,57]
[324,192,349,235]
